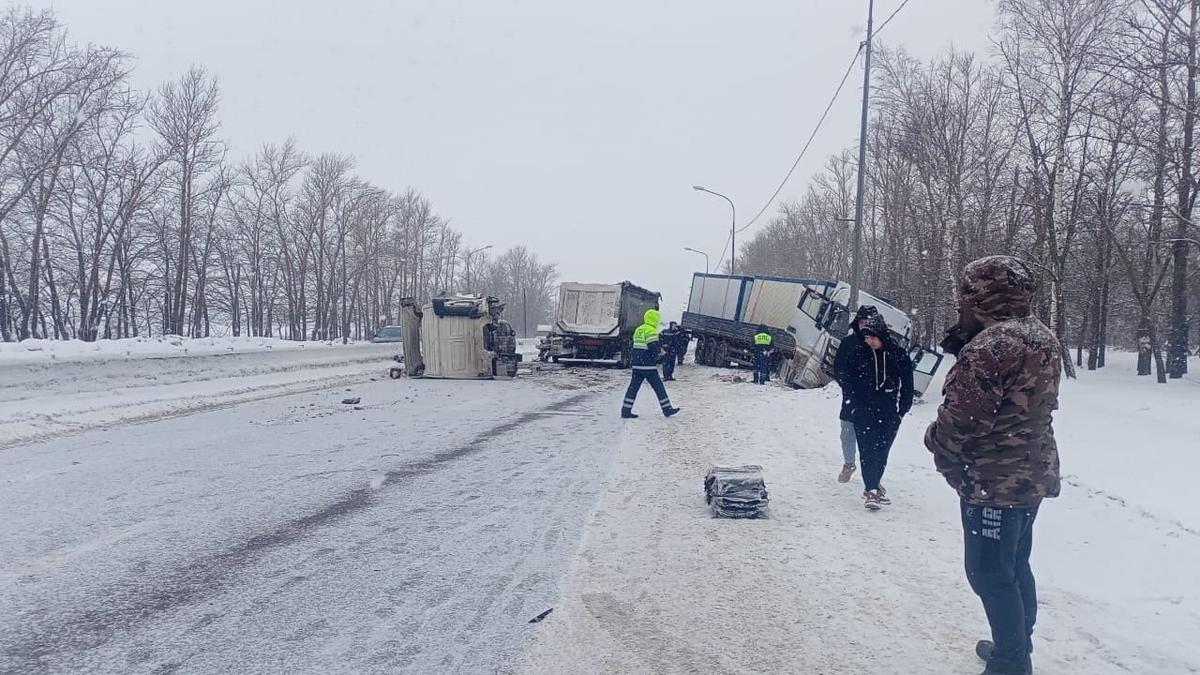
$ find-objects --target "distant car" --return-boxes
[371,325,403,343]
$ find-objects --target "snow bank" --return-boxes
[0,336,366,365]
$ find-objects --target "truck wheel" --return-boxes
[714,341,729,368]
[696,338,710,366]
[618,344,632,369]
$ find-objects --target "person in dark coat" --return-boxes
[843,313,913,509]
[833,305,882,484]
[677,328,691,366]
[925,256,1061,675]
[659,321,684,381]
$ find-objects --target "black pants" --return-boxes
[622,367,672,415]
[662,353,676,380]
[854,413,900,491]
[961,500,1039,674]
[753,352,770,384]
[677,345,687,365]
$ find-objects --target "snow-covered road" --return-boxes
[0,363,624,674]
[2,350,1198,674]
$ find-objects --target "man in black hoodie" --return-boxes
[833,305,881,483]
[843,313,914,509]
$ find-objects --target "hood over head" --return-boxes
[859,314,891,342]
[961,255,1036,323]
[852,305,880,336]
[940,255,1037,355]
[643,308,661,328]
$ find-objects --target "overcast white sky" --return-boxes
[35,0,996,317]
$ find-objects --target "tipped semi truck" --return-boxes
[682,273,943,396]
[399,294,522,379]
[538,281,661,367]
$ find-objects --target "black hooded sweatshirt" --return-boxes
[839,314,914,423]
[834,306,880,422]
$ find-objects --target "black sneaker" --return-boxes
[663,407,681,417]
[977,641,1032,675]
[621,411,639,419]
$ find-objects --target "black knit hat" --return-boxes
[860,313,889,339]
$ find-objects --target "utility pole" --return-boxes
[523,288,529,338]
[849,0,875,312]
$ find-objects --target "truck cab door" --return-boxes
[908,346,945,398]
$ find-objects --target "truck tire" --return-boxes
[618,343,632,369]
[696,337,711,366]
[714,341,729,368]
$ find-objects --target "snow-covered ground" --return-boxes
[522,353,1200,675]
[0,338,402,448]
[0,335,377,364]
[1,348,1197,674]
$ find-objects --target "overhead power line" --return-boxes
[874,0,913,37]
[712,44,865,273]
[716,0,915,272]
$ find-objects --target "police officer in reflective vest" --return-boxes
[621,308,682,419]
[753,326,773,385]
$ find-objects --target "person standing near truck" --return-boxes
[925,256,1061,675]
[621,309,682,419]
[660,321,684,381]
[677,328,691,366]
[833,305,881,483]
[844,313,913,509]
[752,327,773,384]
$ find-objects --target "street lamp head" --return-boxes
[692,185,705,191]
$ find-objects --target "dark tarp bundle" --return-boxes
[704,465,769,518]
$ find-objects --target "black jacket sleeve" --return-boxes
[833,337,854,386]
[897,347,915,416]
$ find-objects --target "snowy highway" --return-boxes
[0,358,623,674]
[2,350,1199,674]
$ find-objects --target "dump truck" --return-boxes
[682,273,943,396]
[397,294,521,379]
[538,281,661,367]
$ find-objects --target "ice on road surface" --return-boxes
[1,351,1197,674]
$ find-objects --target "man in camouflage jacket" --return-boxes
[924,256,1062,675]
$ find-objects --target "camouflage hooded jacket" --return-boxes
[924,256,1063,507]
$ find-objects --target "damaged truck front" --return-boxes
[399,294,522,379]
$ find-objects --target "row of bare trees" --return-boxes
[739,0,1200,381]
[0,7,557,343]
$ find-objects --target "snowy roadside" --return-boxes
[522,358,1200,675]
[0,335,385,365]
[0,341,402,448]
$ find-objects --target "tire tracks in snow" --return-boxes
[0,391,595,674]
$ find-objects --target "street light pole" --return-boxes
[684,247,710,275]
[461,244,493,294]
[693,186,737,275]
[849,0,875,312]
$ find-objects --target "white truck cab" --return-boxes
[779,282,943,397]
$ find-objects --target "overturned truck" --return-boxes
[399,294,522,379]
[683,273,943,396]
